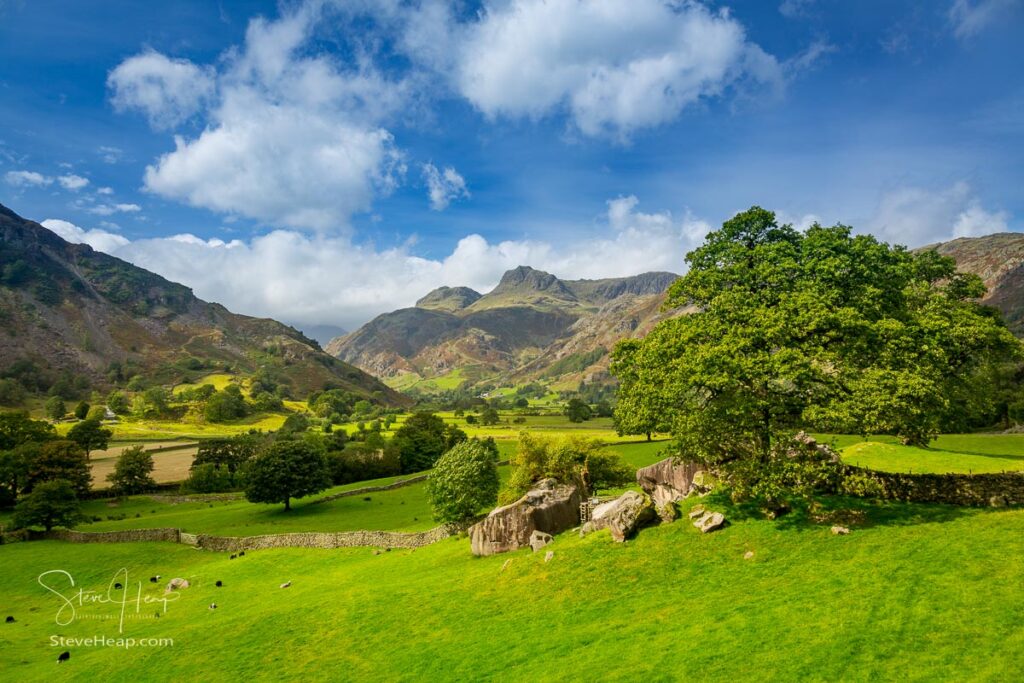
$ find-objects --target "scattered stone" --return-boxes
[990,495,1008,508]
[743,551,755,560]
[165,578,190,592]
[500,559,512,572]
[280,581,291,589]
[544,551,554,563]
[469,478,581,556]
[57,651,70,663]
[830,526,850,535]
[5,616,14,623]
[215,580,223,588]
[688,504,706,520]
[581,490,656,542]
[693,511,726,533]
[529,530,553,552]
[373,549,382,556]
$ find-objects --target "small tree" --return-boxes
[13,479,80,531]
[106,390,130,415]
[392,412,467,474]
[107,445,155,495]
[86,405,107,422]
[480,406,500,426]
[182,463,236,493]
[427,440,500,523]
[67,418,112,458]
[45,396,66,421]
[565,398,592,423]
[73,401,90,420]
[244,440,330,511]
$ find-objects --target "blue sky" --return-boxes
[1,0,1021,334]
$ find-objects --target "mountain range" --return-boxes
[325,266,682,391]
[0,203,406,405]
[328,233,1024,394]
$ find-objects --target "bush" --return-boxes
[73,401,90,420]
[500,432,630,504]
[392,412,467,474]
[182,463,236,493]
[326,445,401,486]
[44,395,66,420]
[426,440,500,523]
[12,479,80,531]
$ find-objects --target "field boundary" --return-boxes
[6,523,464,550]
[845,466,1024,506]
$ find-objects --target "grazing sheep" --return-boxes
[209,603,217,610]
[57,651,70,663]
[279,581,291,589]
[230,554,236,560]
[5,616,14,623]
[215,580,223,587]
[113,583,123,590]
[238,551,245,556]
[149,577,158,583]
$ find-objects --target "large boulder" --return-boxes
[469,479,580,556]
[636,457,707,518]
[581,491,656,542]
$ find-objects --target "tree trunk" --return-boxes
[284,497,291,511]
[646,432,651,442]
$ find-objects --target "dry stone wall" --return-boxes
[846,466,1024,506]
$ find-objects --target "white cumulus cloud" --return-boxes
[455,0,782,139]
[422,163,469,211]
[57,174,89,191]
[4,170,52,187]
[107,51,216,129]
[39,196,705,330]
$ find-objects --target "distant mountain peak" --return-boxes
[416,286,482,312]
[491,266,576,299]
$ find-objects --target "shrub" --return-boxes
[73,401,90,420]
[426,440,500,523]
[44,395,66,421]
[182,463,236,493]
[392,412,467,474]
[500,433,630,503]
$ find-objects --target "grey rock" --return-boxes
[636,458,706,508]
[470,479,581,556]
[830,526,850,535]
[581,490,656,542]
[694,511,726,533]
[165,577,189,592]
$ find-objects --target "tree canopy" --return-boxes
[244,440,330,511]
[392,412,467,473]
[612,207,1020,504]
[426,439,500,523]
[107,445,156,495]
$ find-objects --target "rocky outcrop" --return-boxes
[469,479,581,556]
[636,457,707,519]
[581,490,656,542]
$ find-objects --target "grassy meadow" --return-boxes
[2,494,1023,682]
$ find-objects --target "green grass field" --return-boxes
[825,434,1024,474]
[2,494,1023,681]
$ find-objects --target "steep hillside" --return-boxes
[925,232,1024,334]
[0,203,407,404]
[326,267,680,391]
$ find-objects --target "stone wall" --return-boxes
[27,523,460,551]
[845,466,1024,506]
[35,527,182,543]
